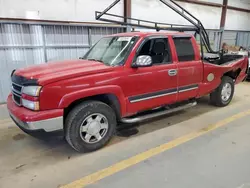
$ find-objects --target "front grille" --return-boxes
[11,74,38,107]
[12,82,22,106]
[12,83,22,91]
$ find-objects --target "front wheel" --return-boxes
[210,76,235,107]
[65,101,116,152]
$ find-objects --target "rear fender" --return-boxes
[59,85,126,116]
[238,56,249,82]
[229,56,248,83]
[198,57,247,97]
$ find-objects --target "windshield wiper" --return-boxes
[87,58,105,63]
[87,58,102,62]
[87,58,110,66]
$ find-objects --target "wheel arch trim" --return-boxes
[59,85,126,117]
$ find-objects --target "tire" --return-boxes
[210,76,235,107]
[65,101,117,152]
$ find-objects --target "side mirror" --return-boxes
[132,55,152,68]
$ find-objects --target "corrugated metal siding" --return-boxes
[222,31,237,46]
[91,27,122,44]
[0,22,124,103]
[236,32,250,48]
[195,30,222,51]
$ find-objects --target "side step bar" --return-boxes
[120,101,197,124]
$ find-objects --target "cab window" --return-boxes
[173,37,195,62]
[137,37,171,65]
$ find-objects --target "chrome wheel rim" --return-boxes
[80,113,109,144]
[221,83,232,102]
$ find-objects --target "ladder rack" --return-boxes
[95,0,220,54]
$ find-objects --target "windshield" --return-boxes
[83,36,138,66]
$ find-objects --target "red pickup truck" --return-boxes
[7,32,248,152]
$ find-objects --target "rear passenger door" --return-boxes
[172,36,203,101]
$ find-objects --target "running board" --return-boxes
[120,101,197,124]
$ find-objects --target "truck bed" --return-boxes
[203,53,244,65]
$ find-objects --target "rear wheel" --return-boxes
[210,76,235,107]
[65,101,116,152]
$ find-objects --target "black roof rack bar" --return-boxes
[159,0,218,53]
[96,11,197,28]
[96,0,120,20]
[95,0,219,54]
[159,0,200,28]
[95,11,197,32]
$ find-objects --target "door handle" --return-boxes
[168,69,177,76]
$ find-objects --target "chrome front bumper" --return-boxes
[10,113,63,132]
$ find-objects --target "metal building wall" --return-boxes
[0,22,124,103]
[195,30,222,52]
[222,31,238,46]
[195,30,250,51]
[236,32,250,48]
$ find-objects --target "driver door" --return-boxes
[124,36,178,115]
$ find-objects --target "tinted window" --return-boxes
[173,38,195,62]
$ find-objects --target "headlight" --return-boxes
[22,86,42,97]
[21,98,39,111]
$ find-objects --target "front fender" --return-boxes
[58,85,126,116]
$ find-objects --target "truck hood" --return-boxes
[14,60,114,85]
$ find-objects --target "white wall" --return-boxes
[228,0,250,10]
[0,0,123,22]
[225,10,250,31]
[225,0,250,30]
[199,0,222,4]
[131,0,222,30]
[0,0,249,31]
